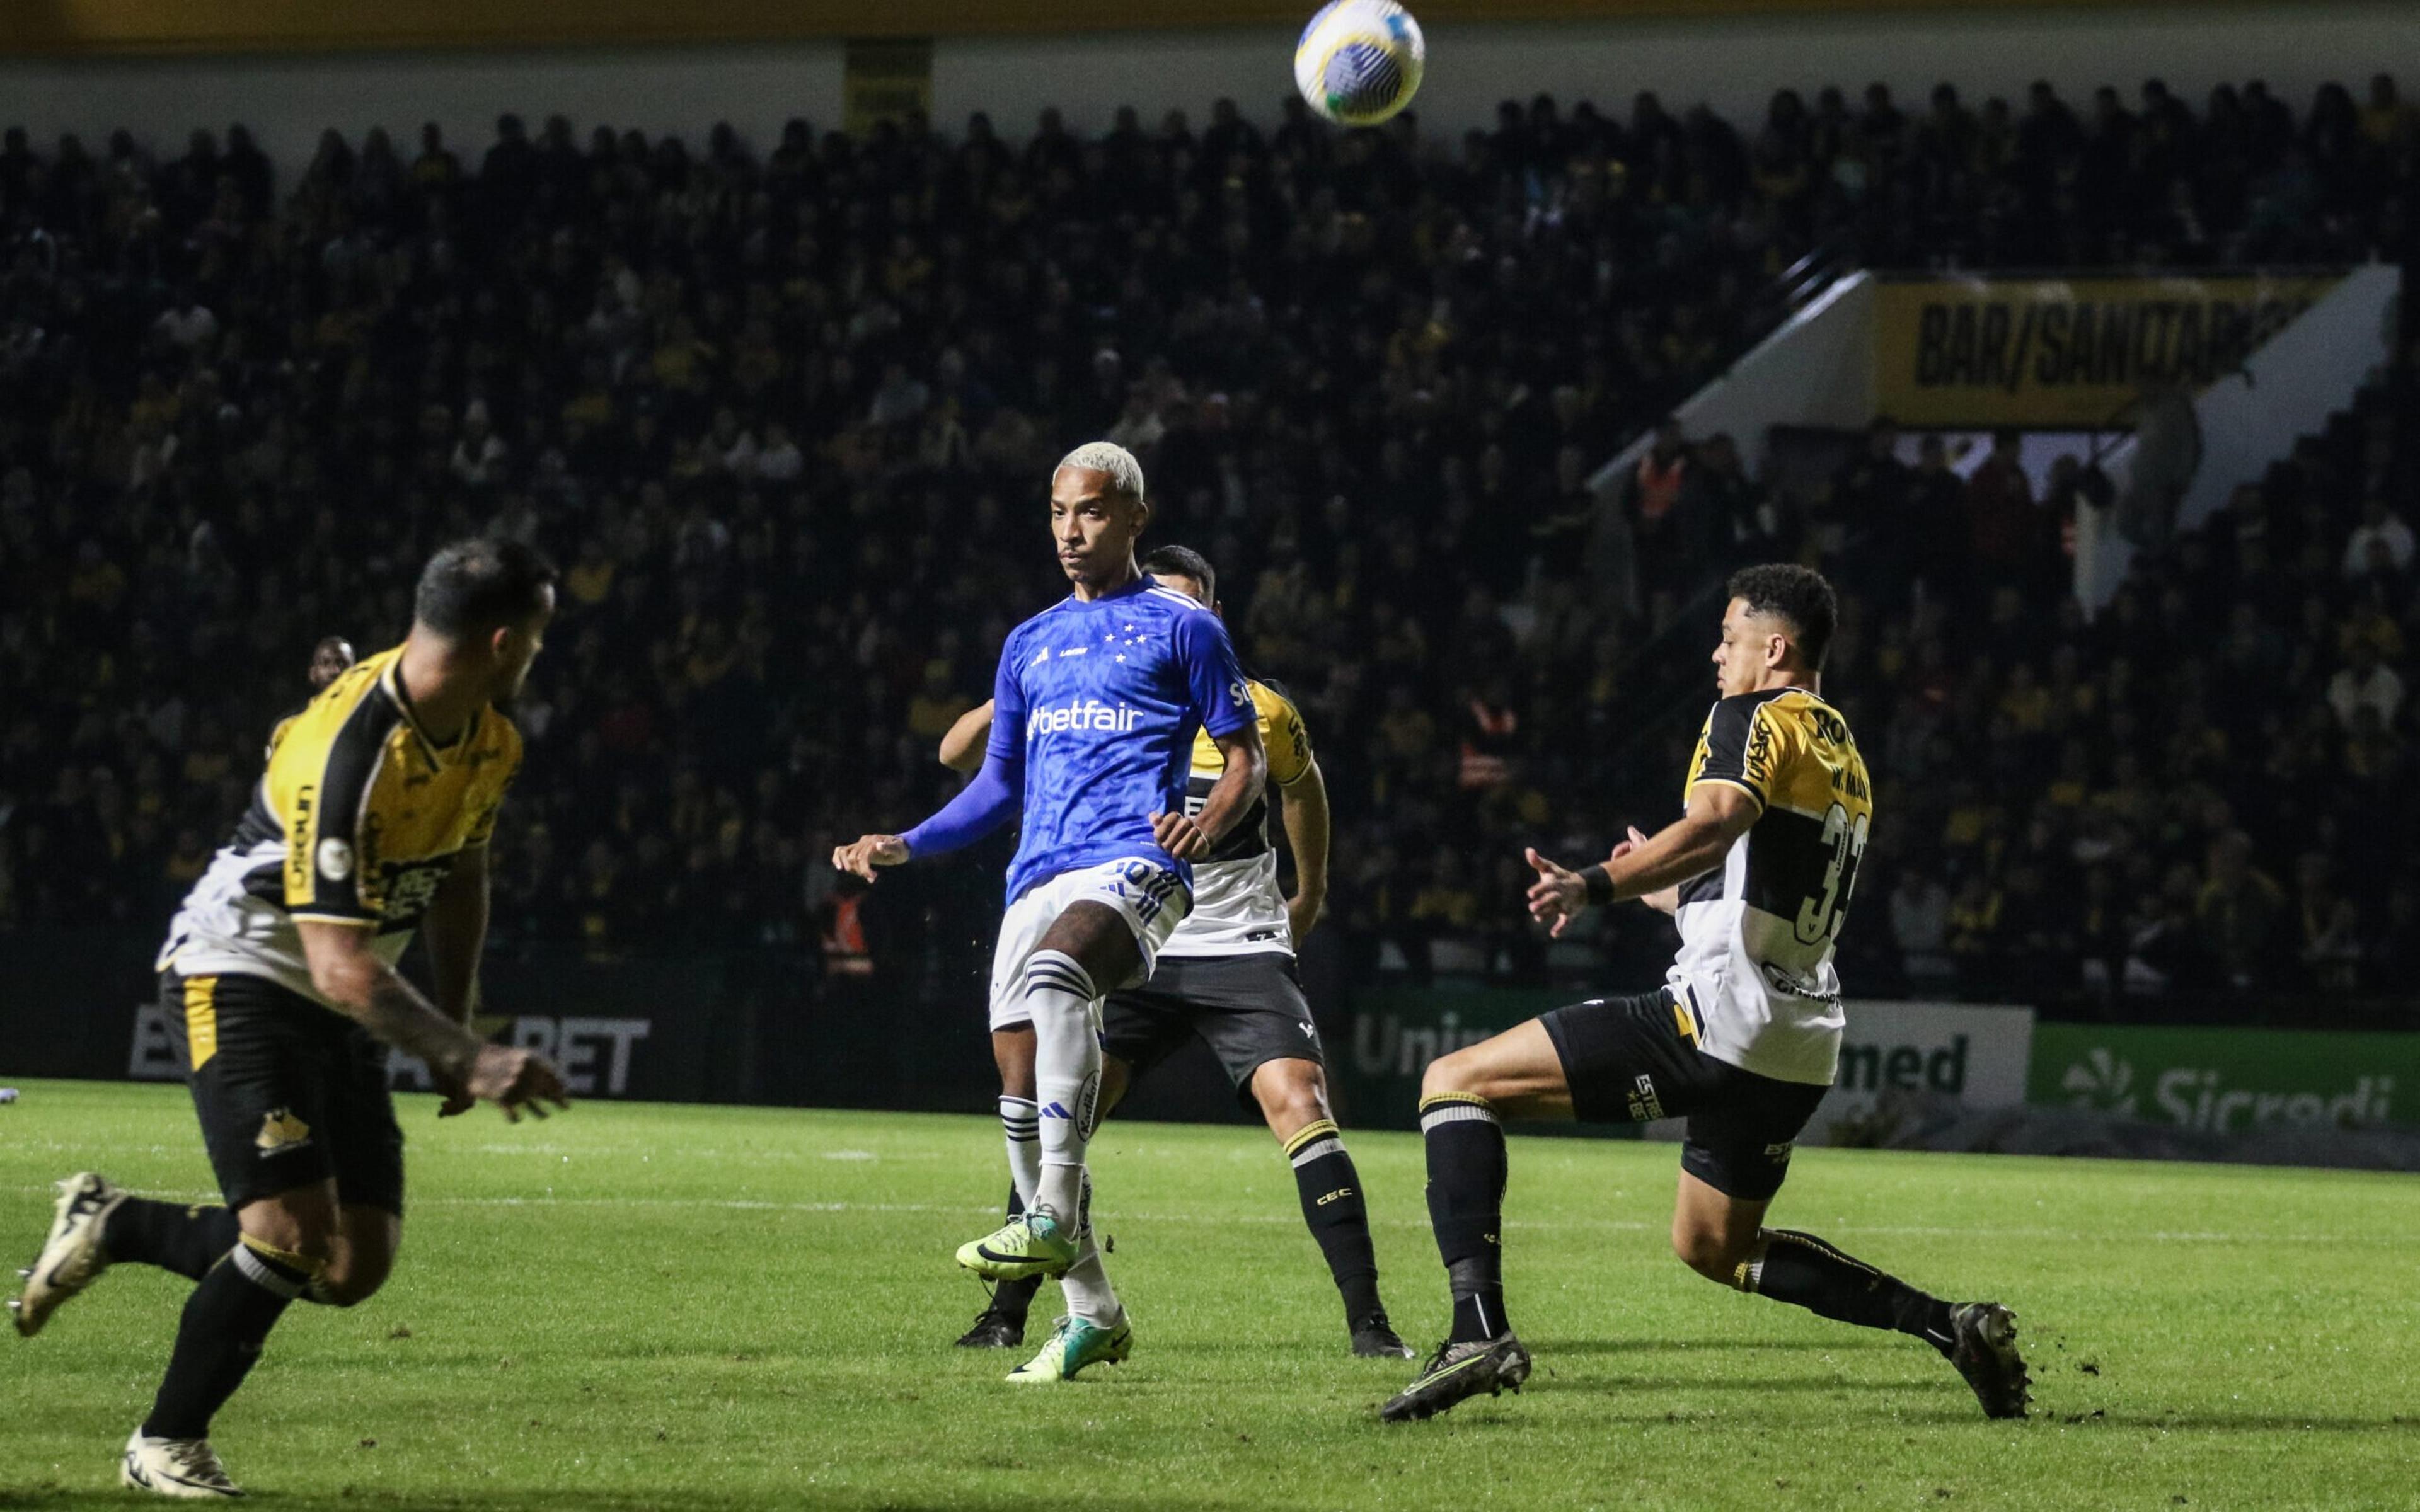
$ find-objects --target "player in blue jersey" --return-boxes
[833,442,1266,1384]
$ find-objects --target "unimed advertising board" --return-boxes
[1345,990,2032,1141]
[1871,273,2341,428]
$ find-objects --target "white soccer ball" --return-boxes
[1294,1,1426,127]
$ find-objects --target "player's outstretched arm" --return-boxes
[1526,790,1755,936]
[831,833,909,879]
[841,743,1026,879]
[1608,825,1680,915]
[297,918,568,1121]
[939,699,996,774]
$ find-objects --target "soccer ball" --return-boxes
[1294,1,1426,127]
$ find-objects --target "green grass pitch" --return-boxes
[3,1079,2415,1510]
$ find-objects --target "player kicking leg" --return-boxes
[834,442,1266,1383]
[14,541,570,1495]
[1378,1009,2025,1423]
[945,548,1406,1358]
[1382,566,2029,1423]
[966,1004,1407,1360]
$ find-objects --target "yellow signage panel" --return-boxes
[844,38,932,136]
[1872,273,2341,428]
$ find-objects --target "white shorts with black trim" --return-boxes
[987,857,1192,1031]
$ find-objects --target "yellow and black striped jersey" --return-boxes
[161,646,522,1009]
[1161,679,1316,958]
[1668,685,1871,1086]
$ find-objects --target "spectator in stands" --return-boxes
[1888,862,1954,989]
[1964,429,2048,592]
[1620,416,1698,593]
[2326,639,2406,731]
[2341,495,2414,578]
[2198,831,2286,990]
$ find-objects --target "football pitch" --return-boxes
[2,1080,2414,1511]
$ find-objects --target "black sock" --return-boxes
[1747,1229,1956,1354]
[989,1184,1042,1323]
[141,1241,316,1440]
[1420,1094,1509,1343]
[1284,1120,1384,1324]
[105,1199,241,1282]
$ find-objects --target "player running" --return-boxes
[1380,564,2031,1424]
[833,443,1266,1384]
[940,546,1410,1360]
[11,539,570,1498]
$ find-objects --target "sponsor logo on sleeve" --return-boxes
[1743,713,1776,789]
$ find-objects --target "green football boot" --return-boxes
[1379,1334,1533,1422]
[955,1208,1077,1282]
[1004,1314,1132,1384]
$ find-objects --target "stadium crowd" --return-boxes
[0,77,2414,1014]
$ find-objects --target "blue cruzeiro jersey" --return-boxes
[989,577,1254,905]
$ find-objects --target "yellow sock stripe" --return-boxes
[1768,1228,1885,1282]
[1417,1092,1493,1112]
[1282,1119,1342,1159]
[238,1232,326,1281]
[1732,1239,1769,1293]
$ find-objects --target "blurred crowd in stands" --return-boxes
[0,74,2414,1014]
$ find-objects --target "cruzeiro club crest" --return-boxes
[2060,1048,2136,1114]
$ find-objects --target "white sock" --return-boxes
[1057,1173,1121,1325]
[1023,950,1101,1223]
[1000,1095,1040,1211]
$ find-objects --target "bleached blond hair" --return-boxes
[1055,441,1146,504]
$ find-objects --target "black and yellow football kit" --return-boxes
[1158,679,1317,957]
[1669,685,1872,1086]
[1409,675,2029,1419]
[1539,686,1872,1200]
[158,647,522,1212]
[1105,679,1325,1101]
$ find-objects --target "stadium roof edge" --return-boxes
[1,0,2285,59]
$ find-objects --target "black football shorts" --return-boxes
[1540,988,1829,1202]
[1102,952,1325,1110]
[161,969,406,1215]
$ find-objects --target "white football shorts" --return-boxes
[987,857,1192,1031]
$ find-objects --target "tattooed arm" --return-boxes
[297,919,567,1121]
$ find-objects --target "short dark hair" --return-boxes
[1140,544,1216,605]
[1726,563,1837,669]
[414,537,558,639]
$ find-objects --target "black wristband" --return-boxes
[1582,864,1616,907]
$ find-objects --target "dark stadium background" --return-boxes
[1,0,2414,1141]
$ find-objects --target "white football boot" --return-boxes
[121,1431,245,1498]
[11,1172,127,1337]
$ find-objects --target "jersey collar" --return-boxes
[1061,576,1152,613]
[380,657,477,768]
